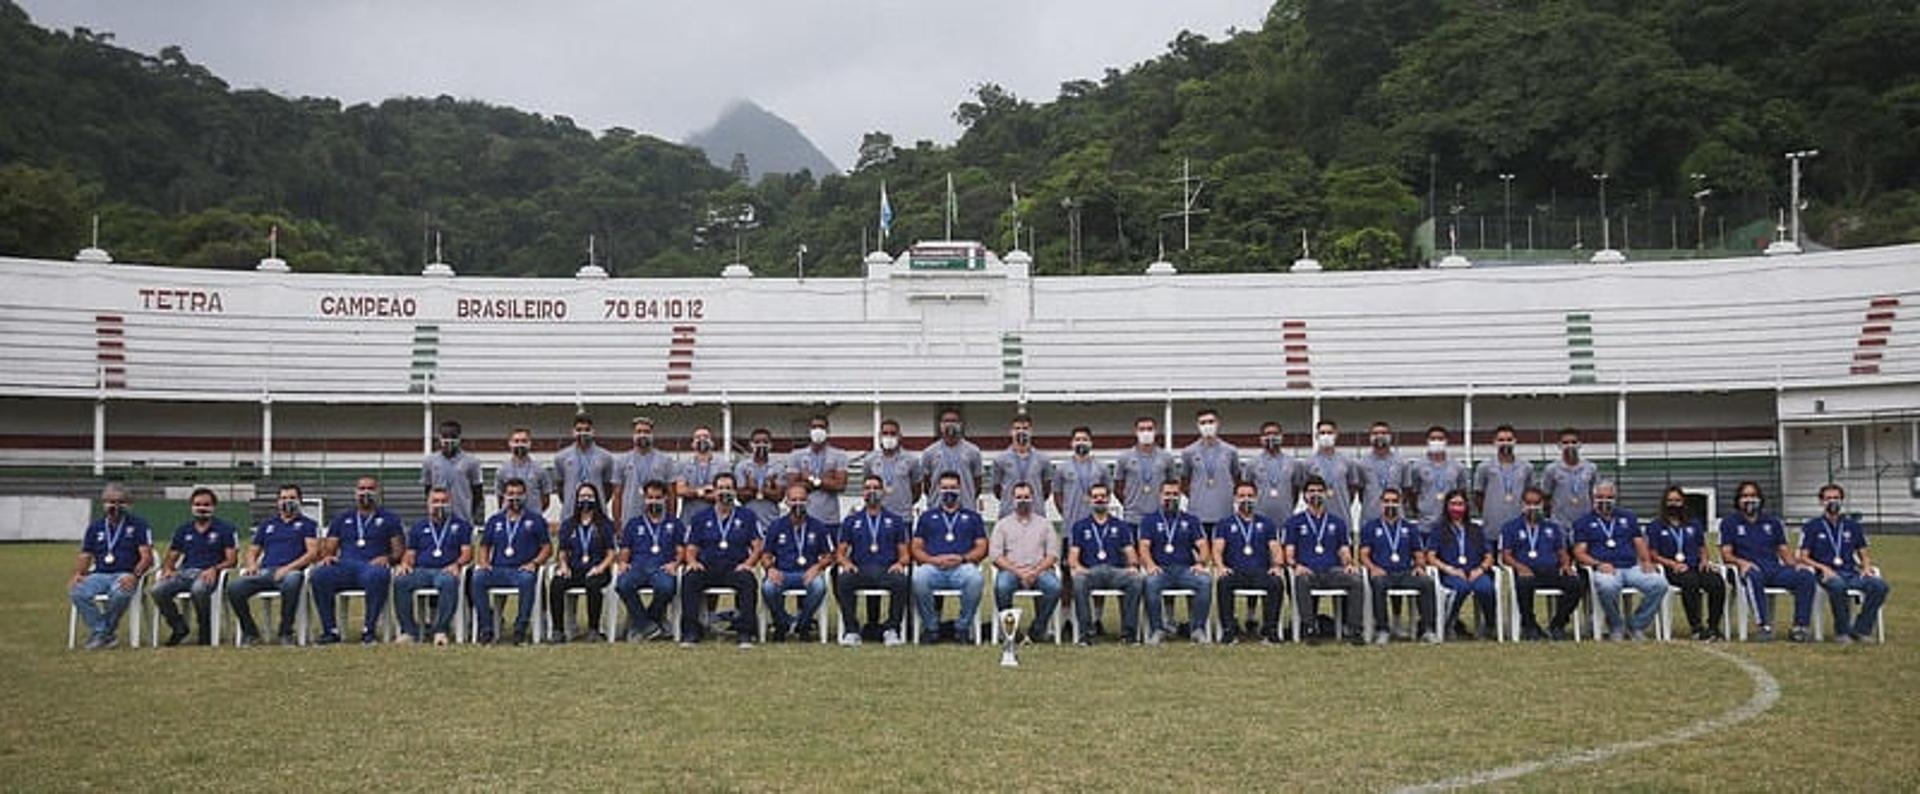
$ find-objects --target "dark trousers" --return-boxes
[836,567,909,632]
[1513,568,1585,631]
[1215,569,1282,637]
[1666,567,1726,633]
[548,568,612,633]
[680,566,758,641]
[1370,570,1437,634]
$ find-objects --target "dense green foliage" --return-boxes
[1,0,1915,276]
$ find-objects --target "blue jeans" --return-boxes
[393,568,462,638]
[1820,570,1891,637]
[1592,566,1670,633]
[615,566,679,632]
[1071,566,1142,639]
[149,568,218,636]
[471,567,539,634]
[1744,565,1815,628]
[1144,567,1213,634]
[761,570,827,630]
[226,570,306,639]
[310,560,393,636]
[1439,572,1497,630]
[70,572,138,639]
[911,564,983,640]
[993,568,1061,636]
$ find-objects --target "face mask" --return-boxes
[1136,430,1156,446]
[1091,501,1110,515]
[1013,498,1033,514]
[1197,422,1218,439]
[1824,498,1844,515]
[510,443,531,457]
[1382,503,1400,519]
[1371,434,1391,449]
[1316,433,1337,449]
[789,503,807,517]
[278,499,300,516]
[575,430,593,446]
[577,497,597,513]
[1161,497,1180,513]
[1262,436,1282,452]
[1496,441,1515,456]
[645,499,665,515]
[1305,492,1325,507]
[751,442,770,458]
[1236,498,1256,514]
[939,489,961,506]
[1447,503,1468,521]
[193,507,215,521]
[634,433,653,450]
[880,434,899,451]
[1594,497,1616,513]
[1562,443,1580,462]
[715,490,736,505]
[1524,505,1544,520]
[1073,441,1092,456]
[1427,439,1447,455]
[1665,504,1685,517]
[1013,429,1032,447]
[429,504,446,520]
[440,437,460,454]
[356,491,377,508]
[693,438,713,453]
[506,495,525,512]
[1739,496,1761,514]
[864,490,883,506]
[809,427,829,445]
[104,502,123,519]
[942,423,962,440]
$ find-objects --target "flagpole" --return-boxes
[945,173,954,240]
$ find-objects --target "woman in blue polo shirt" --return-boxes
[549,482,619,643]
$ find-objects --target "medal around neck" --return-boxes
[998,608,1023,668]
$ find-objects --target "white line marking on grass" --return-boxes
[1390,646,1780,793]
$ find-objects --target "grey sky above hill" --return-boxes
[18,0,1268,172]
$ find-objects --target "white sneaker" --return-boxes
[394,634,415,645]
[1372,631,1390,645]
[1421,630,1440,644]
[1192,631,1211,645]
[839,632,862,647]
[882,629,904,647]
[1145,630,1165,646]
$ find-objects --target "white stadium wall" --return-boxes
[0,243,1914,529]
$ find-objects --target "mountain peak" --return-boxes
[686,99,838,182]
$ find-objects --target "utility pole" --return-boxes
[1163,158,1208,252]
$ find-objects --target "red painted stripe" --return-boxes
[672,325,697,334]
[1287,380,1313,390]
[96,352,124,362]
[667,361,693,371]
[1282,332,1307,342]
[1864,312,1895,324]
[1285,355,1309,365]
[94,314,124,324]
[667,350,694,359]
[94,327,124,337]
[1869,297,1899,309]
[1861,324,1892,336]
[1851,365,1882,375]
[97,340,124,350]
[1285,368,1311,378]
[1858,337,1887,348]
[1281,320,1306,329]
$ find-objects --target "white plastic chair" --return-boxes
[1151,588,1209,642]
[1729,566,1807,641]
[1290,571,1358,644]
[547,564,617,643]
[229,573,311,646]
[147,569,229,647]
[988,564,1063,645]
[67,571,147,649]
[1366,568,1440,642]
[1812,565,1888,643]
[607,564,679,643]
[1070,588,1131,643]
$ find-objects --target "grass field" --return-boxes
[5,540,1917,792]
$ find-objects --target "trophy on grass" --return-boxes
[998,608,1023,668]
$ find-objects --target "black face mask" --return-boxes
[577,498,598,513]
[1664,504,1686,518]
[942,423,962,440]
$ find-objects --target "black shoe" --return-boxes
[1520,625,1544,642]
[163,626,190,647]
[1346,632,1368,646]
[316,631,342,646]
[1091,620,1106,637]
[275,631,296,646]
[769,625,789,643]
[236,633,259,648]
[360,632,380,645]
[511,628,530,646]
[1219,630,1241,646]
[546,633,569,645]
[1789,626,1810,643]
[1548,626,1571,642]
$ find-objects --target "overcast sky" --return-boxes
[19,0,1271,169]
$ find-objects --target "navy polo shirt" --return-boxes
[1069,516,1136,567]
[1283,510,1349,572]
[620,514,684,570]
[841,509,908,569]
[764,514,834,573]
[1360,517,1424,574]
[81,514,151,574]
[1647,518,1705,564]
[168,519,238,570]
[1426,520,1488,570]
[685,507,760,570]
[481,510,550,567]
[1501,517,1568,573]
[914,507,986,557]
[1800,515,1868,574]
[328,508,404,563]
[254,515,318,568]
[557,517,617,568]
[1720,512,1788,571]
[406,517,473,570]
[1218,513,1279,572]
[1573,509,1643,569]
[1138,510,1205,568]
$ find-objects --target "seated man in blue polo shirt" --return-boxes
[1212,481,1284,644]
[67,483,153,651]
[312,476,406,645]
[1719,481,1815,643]
[1286,476,1365,645]
[1138,480,1213,645]
[836,474,911,646]
[615,478,686,642]
[150,487,239,646]
[679,476,763,647]
[911,471,988,644]
[1360,487,1438,644]
[1068,482,1142,646]
[1427,488,1497,640]
[228,484,320,645]
[1800,483,1891,644]
[762,482,835,641]
[1573,480,1669,641]
[1501,486,1585,641]
[393,486,472,645]
[470,479,551,645]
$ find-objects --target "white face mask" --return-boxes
[1316,432,1337,449]
[1136,430,1156,446]
[879,434,899,451]
[809,427,828,445]
[1427,439,1447,454]
[1197,422,1218,439]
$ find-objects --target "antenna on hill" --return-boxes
[575,233,607,279]
[75,213,112,263]
[1161,158,1209,251]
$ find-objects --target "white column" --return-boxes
[871,398,882,450]
[261,396,274,478]
[92,398,106,477]
[721,400,735,457]
[1162,396,1174,450]
[1462,389,1475,472]
[422,400,435,457]
[1616,390,1628,469]
[1310,393,1322,432]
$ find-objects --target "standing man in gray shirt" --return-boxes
[422,419,484,522]
[1115,415,1176,523]
[1540,427,1597,528]
[1304,419,1363,529]
[1356,420,1411,525]
[1406,425,1468,523]
[734,427,788,523]
[787,414,850,523]
[1051,426,1111,530]
[552,412,616,518]
[1473,424,1533,544]
[993,413,1054,519]
[861,418,920,516]
[614,416,678,525]
[1249,420,1304,525]
[675,424,729,520]
[495,426,554,516]
[919,407,985,509]
[1181,408,1241,534]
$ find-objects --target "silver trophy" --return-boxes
[998,608,1023,667]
